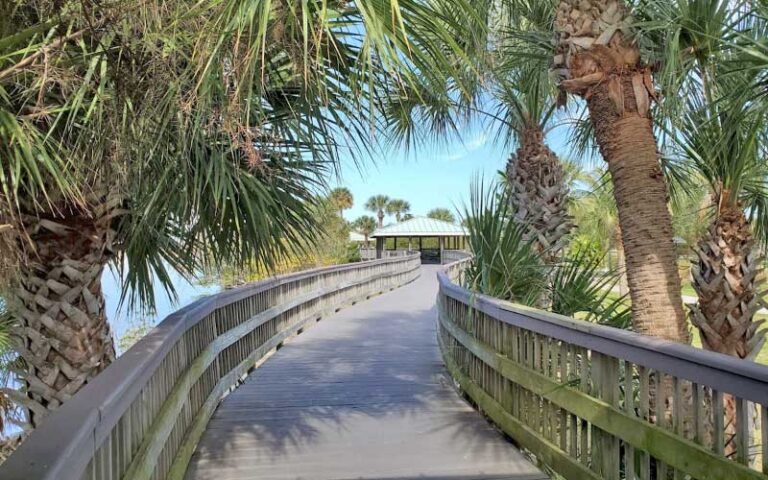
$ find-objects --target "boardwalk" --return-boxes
[185,265,546,480]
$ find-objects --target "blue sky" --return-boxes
[334,122,573,223]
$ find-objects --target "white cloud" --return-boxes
[466,132,489,150]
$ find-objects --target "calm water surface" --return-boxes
[102,269,221,354]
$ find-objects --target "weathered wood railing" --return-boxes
[441,249,471,265]
[439,258,768,480]
[1,254,421,480]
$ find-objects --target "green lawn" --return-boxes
[680,282,697,297]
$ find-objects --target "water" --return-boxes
[102,268,221,354]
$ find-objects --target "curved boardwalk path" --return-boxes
[185,265,546,480]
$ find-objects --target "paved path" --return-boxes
[185,265,546,480]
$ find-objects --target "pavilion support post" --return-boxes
[439,236,445,264]
[376,237,384,259]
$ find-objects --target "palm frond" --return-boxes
[550,250,631,329]
[461,177,547,305]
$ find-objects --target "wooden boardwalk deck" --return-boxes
[184,265,546,480]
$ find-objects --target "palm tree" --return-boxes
[0,0,478,430]
[651,1,768,445]
[427,208,456,223]
[681,94,767,361]
[366,195,391,227]
[639,0,768,358]
[495,65,572,263]
[353,216,378,246]
[550,0,690,342]
[329,188,354,219]
[385,0,686,339]
[386,199,411,222]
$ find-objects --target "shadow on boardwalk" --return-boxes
[185,265,546,480]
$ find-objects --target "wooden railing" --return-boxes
[441,249,471,265]
[438,258,768,480]
[1,254,421,480]
[359,248,412,261]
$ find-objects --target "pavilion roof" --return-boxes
[371,216,467,238]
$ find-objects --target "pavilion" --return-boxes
[370,216,468,264]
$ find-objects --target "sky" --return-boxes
[333,121,574,223]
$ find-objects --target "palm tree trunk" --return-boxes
[589,90,688,341]
[10,209,116,428]
[691,206,766,357]
[506,127,572,265]
[690,205,767,454]
[554,0,688,343]
[377,211,384,227]
[615,226,627,296]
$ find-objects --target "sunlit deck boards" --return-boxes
[184,265,546,480]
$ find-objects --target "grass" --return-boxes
[680,282,697,297]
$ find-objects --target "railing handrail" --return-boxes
[437,267,768,405]
[2,254,420,480]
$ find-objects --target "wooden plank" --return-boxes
[761,404,767,474]
[714,389,725,456]
[123,257,421,480]
[624,361,636,480]
[638,366,650,480]
[167,314,317,480]
[736,397,749,465]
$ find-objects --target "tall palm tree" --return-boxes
[427,208,456,223]
[353,216,377,246]
[386,199,411,222]
[385,0,685,339]
[657,1,768,360]
[0,0,478,430]
[644,0,768,359]
[366,195,391,227]
[551,0,689,342]
[329,188,354,219]
[680,91,767,360]
[494,64,572,263]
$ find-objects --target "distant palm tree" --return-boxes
[353,216,378,246]
[427,208,456,223]
[386,199,411,222]
[329,188,354,219]
[366,195,391,227]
